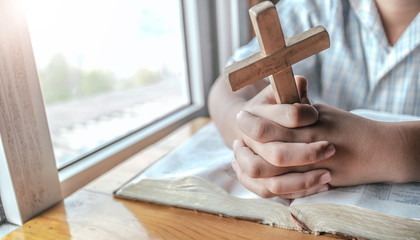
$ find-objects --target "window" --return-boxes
[21,0,217,197]
[24,0,191,169]
[1,0,220,229]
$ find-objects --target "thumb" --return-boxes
[295,75,311,105]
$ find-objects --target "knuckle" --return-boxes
[302,173,317,190]
[266,180,285,195]
[258,189,274,199]
[272,146,287,166]
[251,120,271,142]
[303,179,311,190]
[246,161,263,178]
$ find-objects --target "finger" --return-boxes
[261,169,331,197]
[237,110,287,143]
[233,139,282,178]
[232,160,331,199]
[243,135,336,167]
[237,110,322,144]
[232,159,277,198]
[295,75,311,105]
[263,169,331,195]
[240,101,318,129]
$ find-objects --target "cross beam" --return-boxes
[224,1,330,104]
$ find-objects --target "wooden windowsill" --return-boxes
[2,117,344,240]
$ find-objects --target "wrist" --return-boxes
[355,120,409,184]
[387,122,420,182]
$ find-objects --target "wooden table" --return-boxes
[2,118,345,240]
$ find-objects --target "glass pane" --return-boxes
[24,0,190,168]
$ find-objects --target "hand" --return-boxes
[236,103,409,192]
[232,138,332,199]
[232,76,335,199]
[241,76,318,128]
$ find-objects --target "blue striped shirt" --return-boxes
[229,0,420,116]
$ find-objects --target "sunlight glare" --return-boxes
[23,0,184,79]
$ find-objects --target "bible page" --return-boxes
[116,122,290,206]
[291,182,420,219]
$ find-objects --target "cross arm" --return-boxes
[225,25,330,92]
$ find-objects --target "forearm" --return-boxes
[208,75,267,148]
[311,115,420,185]
[387,121,420,182]
[315,110,420,185]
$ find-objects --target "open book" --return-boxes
[114,110,420,240]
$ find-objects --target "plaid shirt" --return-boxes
[229,0,420,116]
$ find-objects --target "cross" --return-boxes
[224,1,330,104]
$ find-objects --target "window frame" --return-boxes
[0,0,62,226]
[0,0,222,228]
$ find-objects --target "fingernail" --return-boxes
[323,144,336,159]
[317,186,329,194]
[319,172,332,184]
[236,110,244,120]
[232,139,239,150]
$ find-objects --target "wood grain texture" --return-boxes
[0,0,61,225]
[249,1,299,104]
[225,1,330,104]
[2,118,345,240]
[225,26,330,92]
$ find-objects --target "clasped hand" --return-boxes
[231,76,404,199]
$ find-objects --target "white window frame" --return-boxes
[0,0,223,229]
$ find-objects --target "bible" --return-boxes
[114,110,420,240]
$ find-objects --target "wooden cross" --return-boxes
[224,1,330,104]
